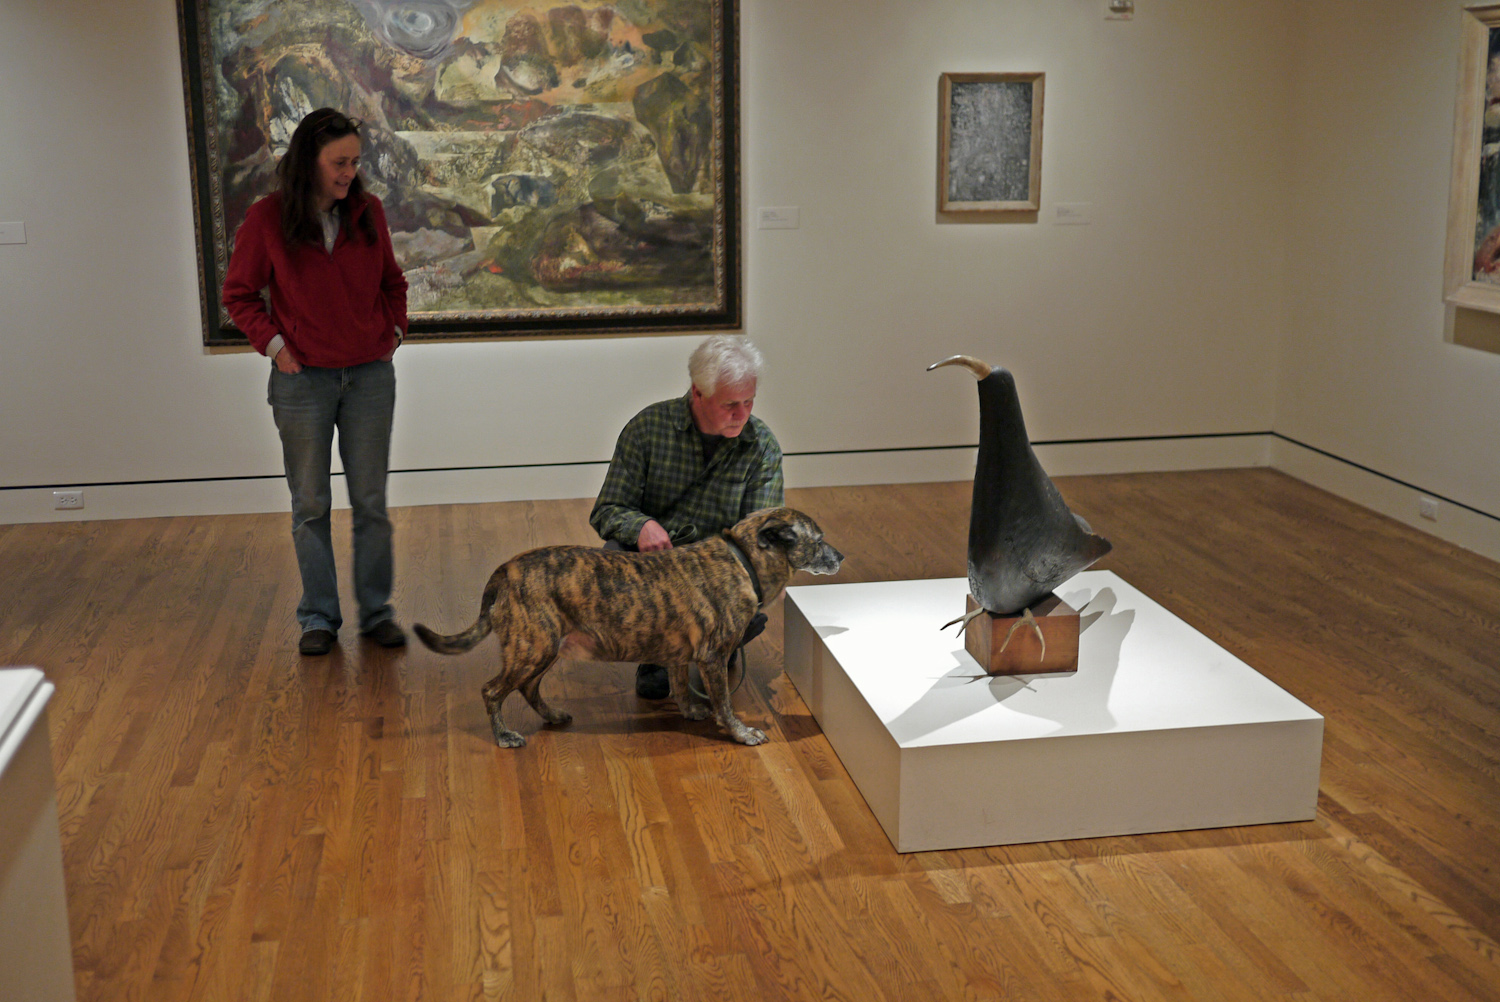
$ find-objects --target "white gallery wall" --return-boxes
[1276,0,1500,557]
[0,0,1494,557]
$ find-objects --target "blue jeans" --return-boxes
[269,360,396,634]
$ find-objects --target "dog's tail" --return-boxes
[413,619,490,654]
[413,574,502,654]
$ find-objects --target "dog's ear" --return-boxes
[756,519,799,550]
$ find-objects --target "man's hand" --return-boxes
[636,520,673,552]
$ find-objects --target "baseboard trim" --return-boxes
[0,465,613,525]
[4,432,1494,566]
[0,434,1273,525]
[1268,438,1500,562]
[782,433,1276,488]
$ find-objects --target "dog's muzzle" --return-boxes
[808,543,843,575]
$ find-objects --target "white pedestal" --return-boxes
[784,573,1323,852]
[0,668,77,1002]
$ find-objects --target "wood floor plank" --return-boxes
[5,470,1500,1001]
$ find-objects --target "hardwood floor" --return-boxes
[2,469,1498,1002]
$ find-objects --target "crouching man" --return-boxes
[589,335,784,698]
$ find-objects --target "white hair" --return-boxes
[688,335,764,396]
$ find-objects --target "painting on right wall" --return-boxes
[1443,3,1500,314]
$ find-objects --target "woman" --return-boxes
[223,108,409,656]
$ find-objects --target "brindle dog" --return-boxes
[414,507,843,747]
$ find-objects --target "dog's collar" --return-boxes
[724,536,764,605]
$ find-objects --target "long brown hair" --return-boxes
[276,108,378,247]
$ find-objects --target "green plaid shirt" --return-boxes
[590,392,785,547]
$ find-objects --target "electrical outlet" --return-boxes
[53,490,84,510]
[1418,496,1438,521]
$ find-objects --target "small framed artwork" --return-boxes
[1445,4,1500,312]
[938,72,1044,214]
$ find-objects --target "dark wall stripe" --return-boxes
[4,432,1495,524]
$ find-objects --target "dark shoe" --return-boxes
[298,628,336,656]
[635,663,670,699]
[741,611,768,646]
[362,620,407,648]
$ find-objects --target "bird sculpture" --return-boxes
[929,355,1112,635]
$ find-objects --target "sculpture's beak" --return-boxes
[927,355,994,379]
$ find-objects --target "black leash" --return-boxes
[722,536,764,605]
[685,534,763,701]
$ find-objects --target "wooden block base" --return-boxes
[962,593,1080,675]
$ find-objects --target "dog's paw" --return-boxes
[680,701,712,721]
[491,718,527,748]
[733,726,767,746]
[542,710,573,728]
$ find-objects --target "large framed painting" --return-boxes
[1446,4,1500,313]
[176,0,741,344]
[938,72,1044,214]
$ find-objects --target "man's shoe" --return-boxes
[298,629,336,656]
[362,620,407,648]
[635,663,670,699]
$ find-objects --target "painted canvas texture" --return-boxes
[1474,26,1500,284]
[195,0,729,334]
[946,80,1033,204]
